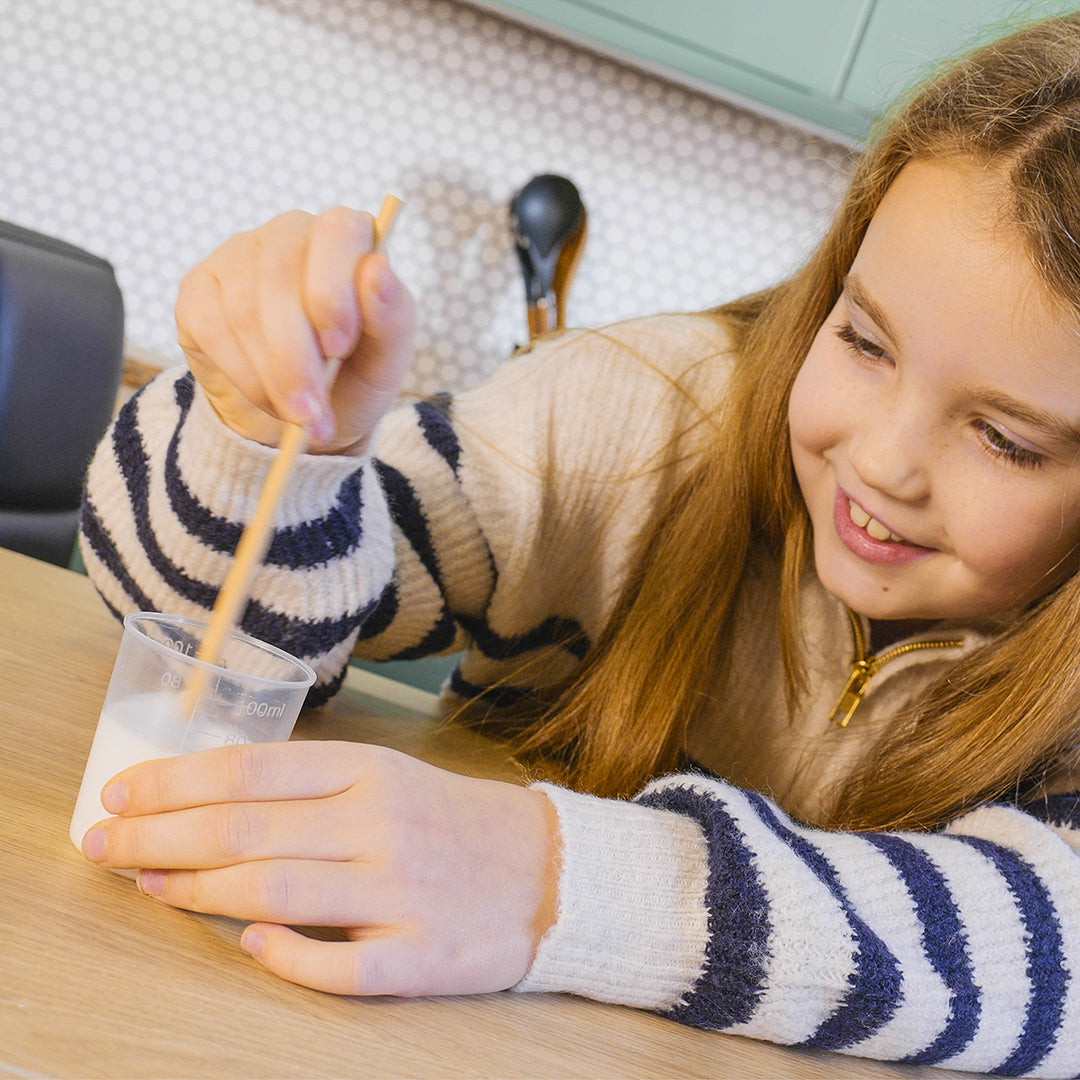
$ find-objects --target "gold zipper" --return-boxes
[828,609,963,728]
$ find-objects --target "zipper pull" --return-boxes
[828,659,876,727]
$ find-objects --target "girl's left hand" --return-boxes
[81,741,560,996]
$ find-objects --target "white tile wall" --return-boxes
[0,0,854,395]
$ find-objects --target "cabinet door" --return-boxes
[481,0,1079,142]
[843,0,1079,122]
[485,0,874,141]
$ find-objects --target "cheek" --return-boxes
[953,489,1080,584]
[788,350,839,458]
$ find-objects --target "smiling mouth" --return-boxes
[847,499,907,543]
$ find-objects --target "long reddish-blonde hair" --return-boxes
[485,12,1080,830]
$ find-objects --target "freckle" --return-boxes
[881,586,890,592]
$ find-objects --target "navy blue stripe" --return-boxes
[237,595,379,666]
[636,784,769,1028]
[112,381,237,609]
[80,495,155,613]
[447,670,533,708]
[354,580,400,643]
[382,608,458,661]
[415,395,460,477]
[105,378,368,659]
[370,459,587,664]
[956,835,1066,1076]
[165,375,369,570]
[1019,792,1080,830]
[456,610,589,662]
[865,834,981,1064]
[744,792,903,1050]
[372,459,444,590]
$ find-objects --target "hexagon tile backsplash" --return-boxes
[0,0,853,395]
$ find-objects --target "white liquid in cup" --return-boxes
[69,693,187,850]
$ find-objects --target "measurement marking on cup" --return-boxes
[245,700,286,719]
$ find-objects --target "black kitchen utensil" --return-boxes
[509,174,587,339]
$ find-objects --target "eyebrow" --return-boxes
[842,274,1080,449]
[965,387,1080,448]
[842,274,901,345]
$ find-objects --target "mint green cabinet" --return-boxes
[476,0,1078,143]
[845,0,1076,125]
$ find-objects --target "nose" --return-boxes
[846,407,931,504]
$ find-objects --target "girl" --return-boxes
[78,12,1080,1077]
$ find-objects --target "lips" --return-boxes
[831,489,932,566]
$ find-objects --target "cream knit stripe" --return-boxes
[683,782,856,1045]
[638,776,1067,1072]
[898,830,1030,1072]
[373,405,494,621]
[513,783,710,1010]
[83,371,397,688]
[944,805,1080,1077]
[762,825,952,1059]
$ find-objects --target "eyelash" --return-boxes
[832,322,1045,471]
[835,321,888,362]
[972,420,1044,470]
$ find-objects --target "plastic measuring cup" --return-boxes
[70,611,316,852]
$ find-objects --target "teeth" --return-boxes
[866,518,894,541]
[848,499,903,542]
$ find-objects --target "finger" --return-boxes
[135,859,392,926]
[303,206,374,360]
[241,924,428,997]
[102,740,378,816]
[332,255,416,443]
[176,246,280,419]
[246,212,334,429]
[90,783,383,869]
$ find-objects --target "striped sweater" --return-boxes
[80,314,1080,1076]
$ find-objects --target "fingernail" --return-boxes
[137,869,166,897]
[288,387,323,426]
[319,327,351,360]
[102,781,128,814]
[287,388,335,441]
[241,926,266,958]
[373,261,399,304]
[83,828,107,863]
[311,410,336,443]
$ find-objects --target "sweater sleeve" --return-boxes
[516,776,1080,1078]
[80,314,734,706]
[78,368,492,703]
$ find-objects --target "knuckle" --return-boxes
[319,204,367,232]
[265,209,313,235]
[215,802,257,859]
[350,950,382,996]
[113,821,143,867]
[253,862,291,920]
[307,288,356,339]
[224,743,265,798]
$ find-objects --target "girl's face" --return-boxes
[789,158,1080,623]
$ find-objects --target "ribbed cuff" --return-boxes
[514,783,709,1010]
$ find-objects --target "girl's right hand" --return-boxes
[174,206,416,454]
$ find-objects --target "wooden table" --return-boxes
[0,547,976,1079]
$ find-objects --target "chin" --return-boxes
[814,557,918,621]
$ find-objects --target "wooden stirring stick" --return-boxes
[181,195,403,716]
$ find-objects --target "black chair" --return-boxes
[0,221,124,566]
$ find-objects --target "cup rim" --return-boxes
[122,611,317,690]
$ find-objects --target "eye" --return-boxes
[835,321,889,362]
[973,419,1044,470]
